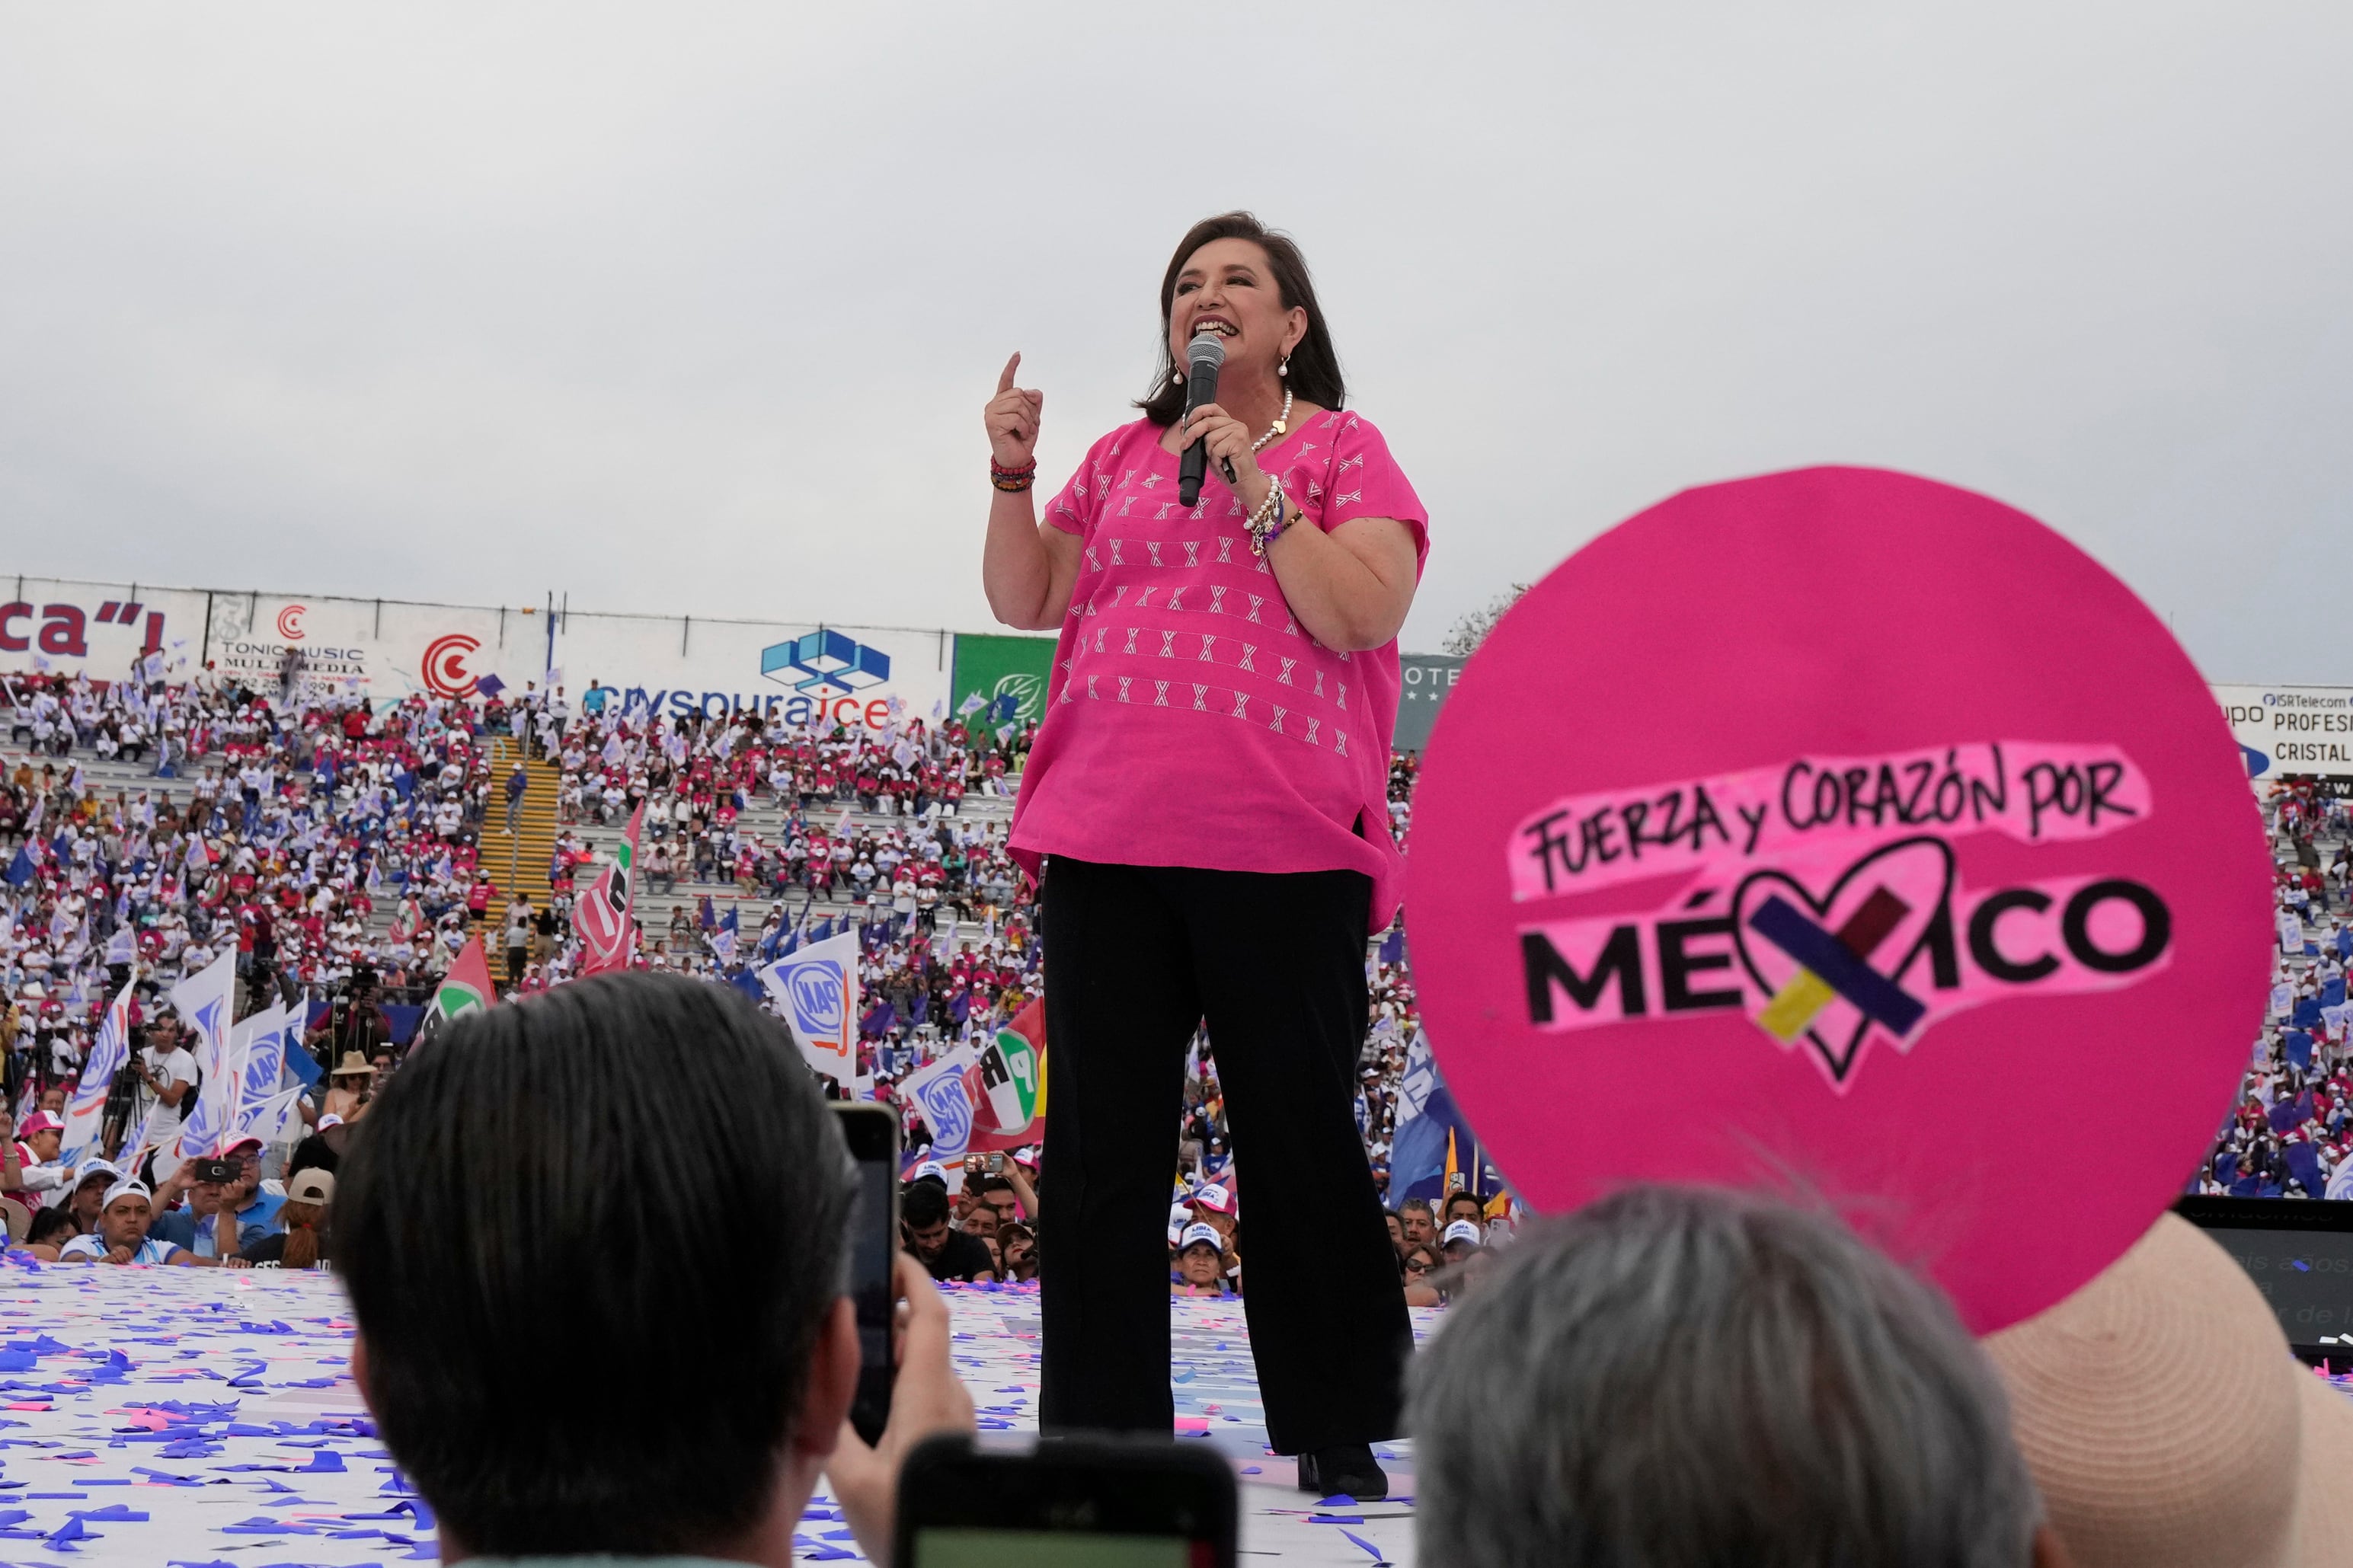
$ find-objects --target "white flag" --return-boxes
[231,1003,295,1143]
[61,979,135,1167]
[168,949,238,1158]
[759,931,864,1089]
[903,1044,980,1156]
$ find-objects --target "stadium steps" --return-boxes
[475,737,561,927]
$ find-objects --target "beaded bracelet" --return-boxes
[990,458,1037,493]
[1248,484,1292,557]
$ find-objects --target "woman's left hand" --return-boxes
[1180,404,1265,498]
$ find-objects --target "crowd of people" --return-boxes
[2195,778,2353,1201]
[2,661,2347,1295]
[0,663,1428,1220]
[0,1059,348,1266]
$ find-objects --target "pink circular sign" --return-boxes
[1406,467,2274,1333]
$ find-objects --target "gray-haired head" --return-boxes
[1406,1186,2042,1568]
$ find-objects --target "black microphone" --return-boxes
[1176,329,1225,506]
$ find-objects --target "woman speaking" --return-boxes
[982,212,1426,1498]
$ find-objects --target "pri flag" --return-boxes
[759,931,863,1087]
[61,979,135,1167]
[436,936,498,1022]
[977,999,1045,1135]
[574,803,644,976]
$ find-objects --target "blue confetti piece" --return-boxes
[1337,1527,1389,1562]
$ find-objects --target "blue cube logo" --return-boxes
[761,630,892,696]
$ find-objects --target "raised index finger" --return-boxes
[997,353,1021,394]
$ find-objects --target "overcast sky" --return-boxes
[2,5,2347,677]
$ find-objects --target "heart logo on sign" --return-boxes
[1730,837,1955,1087]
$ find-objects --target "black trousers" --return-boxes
[1037,855,1410,1453]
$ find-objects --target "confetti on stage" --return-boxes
[0,1260,1440,1566]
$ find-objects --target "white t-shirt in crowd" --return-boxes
[59,1233,184,1265]
[136,1045,199,1136]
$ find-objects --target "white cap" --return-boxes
[1168,1202,1193,1243]
[1178,1223,1225,1253]
[913,1160,950,1184]
[1441,1218,1484,1249]
[101,1177,154,1212]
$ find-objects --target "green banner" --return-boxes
[949,632,1057,730]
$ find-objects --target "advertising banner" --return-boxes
[2213,683,2353,783]
[9,572,1472,755]
[198,592,954,733]
[558,614,952,732]
[0,577,210,686]
[948,632,1055,730]
[1394,653,1463,753]
[206,592,521,705]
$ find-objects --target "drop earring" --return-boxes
[1172,369,1184,385]
[1278,356,1290,378]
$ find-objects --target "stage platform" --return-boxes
[0,1260,1434,1566]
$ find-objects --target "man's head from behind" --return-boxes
[338,972,855,1559]
[1408,1186,2056,1568]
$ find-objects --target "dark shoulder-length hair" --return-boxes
[1136,212,1345,427]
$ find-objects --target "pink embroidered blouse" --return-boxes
[1006,408,1428,926]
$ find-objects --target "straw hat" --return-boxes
[2293,1365,2353,1563]
[1984,1215,2348,1568]
[331,1051,373,1078]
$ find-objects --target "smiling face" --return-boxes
[1167,237,1306,381]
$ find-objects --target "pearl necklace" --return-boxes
[1250,388,1293,455]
